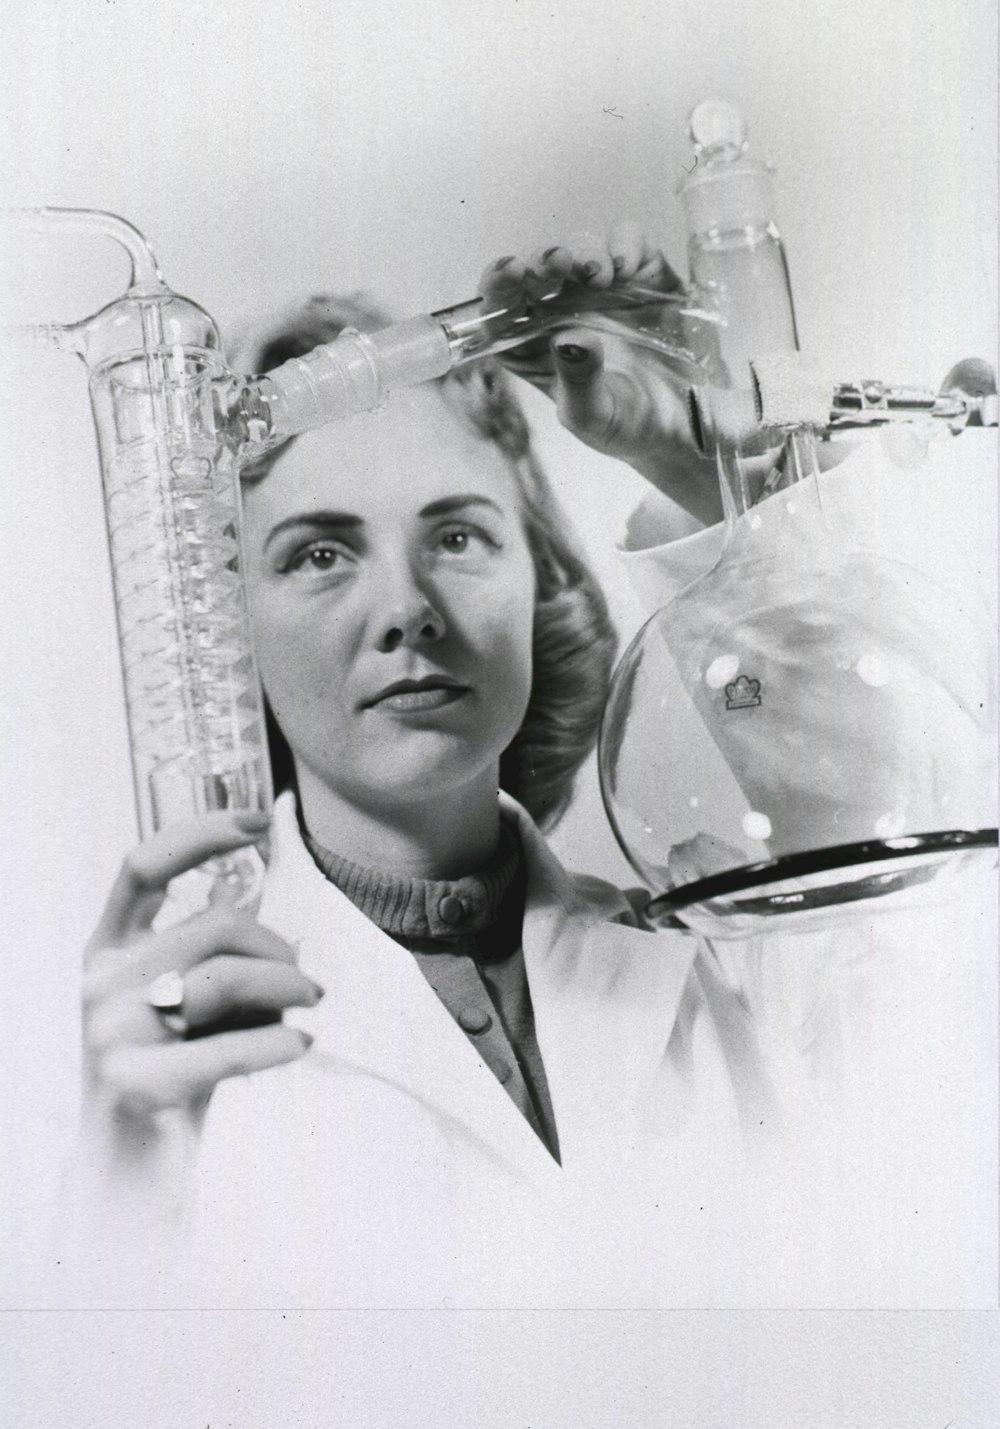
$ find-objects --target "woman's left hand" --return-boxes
[478,226,723,525]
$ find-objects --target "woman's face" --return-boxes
[241,386,537,813]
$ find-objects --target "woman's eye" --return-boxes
[287,543,349,575]
[436,525,496,557]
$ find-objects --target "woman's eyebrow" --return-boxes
[418,495,505,519]
[264,511,362,550]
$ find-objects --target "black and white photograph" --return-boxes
[2,1,997,1424]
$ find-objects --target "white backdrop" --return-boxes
[1,1,997,1424]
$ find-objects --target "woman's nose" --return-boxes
[372,569,447,653]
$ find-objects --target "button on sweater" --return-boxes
[303,819,561,1162]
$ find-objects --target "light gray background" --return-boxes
[2,0,997,1423]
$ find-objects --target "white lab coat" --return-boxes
[184,788,997,1309]
[185,790,780,1308]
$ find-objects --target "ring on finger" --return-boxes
[145,969,189,1036]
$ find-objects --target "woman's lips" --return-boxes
[365,679,470,713]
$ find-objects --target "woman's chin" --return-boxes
[334,749,503,812]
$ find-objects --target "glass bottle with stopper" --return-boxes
[677,99,799,385]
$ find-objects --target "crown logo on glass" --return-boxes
[724,675,762,710]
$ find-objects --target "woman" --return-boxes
[73,236,776,1304]
[73,238,994,1308]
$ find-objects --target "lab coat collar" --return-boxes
[257,791,697,1186]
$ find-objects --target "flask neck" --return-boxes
[717,425,832,562]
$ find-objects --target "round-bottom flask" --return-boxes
[599,427,998,937]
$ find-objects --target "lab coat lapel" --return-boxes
[510,803,699,1174]
[257,794,561,1188]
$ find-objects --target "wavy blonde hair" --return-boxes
[238,295,617,830]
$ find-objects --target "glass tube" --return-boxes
[12,208,272,913]
[249,283,720,441]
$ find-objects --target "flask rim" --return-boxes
[646,828,998,916]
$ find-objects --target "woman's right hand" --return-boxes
[479,228,724,526]
[82,810,320,1125]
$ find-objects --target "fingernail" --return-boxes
[307,980,325,1003]
[581,260,601,279]
[493,255,516,271]
[554,343,589,363]
[612,255,625,271]
[234,809,271,832]
[541,245,562,261]
[299,1031,315,1050]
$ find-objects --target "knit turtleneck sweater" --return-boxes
[303,819,560,1163]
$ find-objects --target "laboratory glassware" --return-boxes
[232,278,720,444]
[18,209,995,933]
[15,208,719,912]
[678,99,799,386]
[17,207,272,912]
[599,355,998,939]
